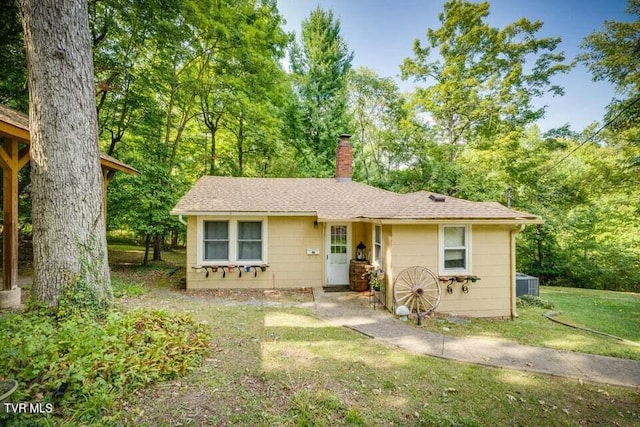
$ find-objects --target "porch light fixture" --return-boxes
[356,241,367,261]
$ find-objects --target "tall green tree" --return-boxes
[348,67,406,186]
[196,0,289,177]
[401,0,572,164]
[103,0,291,260]
[505,125,640,291]
[91,0,182,156]
[289,7,353,176]
[579,0,640,167]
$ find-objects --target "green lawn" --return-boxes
[100,245,639,426]
[542,286,640,342]
[116,294,640,427]
[416,286,640,360]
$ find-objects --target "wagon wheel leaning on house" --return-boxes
[393,266,442,321]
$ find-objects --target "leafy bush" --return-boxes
[516,294,554,310]
[0,308,210,426]
[56,279,111,320]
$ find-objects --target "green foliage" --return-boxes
[4,0,637,292]
[579,0,640,96]
[56,279,111,320]
[401,0,572,164]
[108,154,182,238]
[289,7,354,176]
[0,307,210,426]
[348,67,407,185]
[579,0,640,145]
[516,295,554,310]
[0,0,27,110]
[512,128,640,291]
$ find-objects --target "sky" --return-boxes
[276,0,633,132]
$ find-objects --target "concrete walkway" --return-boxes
[312,288,640,388]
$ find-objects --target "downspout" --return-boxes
[178,215,187,225]
[510,224,526,319]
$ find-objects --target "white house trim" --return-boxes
[196,216,268,266]
[439,224,472,274]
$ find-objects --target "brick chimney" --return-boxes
[335,134,352,182]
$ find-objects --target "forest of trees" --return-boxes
[1,0,638,292]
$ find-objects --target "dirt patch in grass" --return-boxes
[122,381,224,426]
[185,288,314,303]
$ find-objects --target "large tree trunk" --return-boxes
[142,233,151,266]
[19,0,111,307]
[152,233,163,261]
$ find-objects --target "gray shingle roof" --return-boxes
[172,176,541,223]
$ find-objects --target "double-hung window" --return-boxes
[201,219,266,264]
[204,221,229,261]
[238,221,263,261]
[441,225,470,273]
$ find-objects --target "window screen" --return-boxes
[204,221,229,260]
[238,221,262,261]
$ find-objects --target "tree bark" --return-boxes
[19,0,111,307]
[152,233,163,261]
[142,233,150,266]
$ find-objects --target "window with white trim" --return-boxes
[441,225,470,273]
[373,225,382,266]
[238,221,263,261]
[204,221,229,261]
[200,218,266,264]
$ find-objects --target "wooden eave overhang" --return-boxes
[0,104,139,176]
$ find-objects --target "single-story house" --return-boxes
[171,135,541,318]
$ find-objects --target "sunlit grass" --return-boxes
[263,312,328,328]
[542,286,640,342]
[114,295,640,427]
[106,245,640,425]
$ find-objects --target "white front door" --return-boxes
[325,223,351,285]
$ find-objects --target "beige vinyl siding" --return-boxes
[186,215,515,317]
[452,224,512,317]
[352,223,371,260]
[386,224,438,310]
[387,224,513,318]
[186,216,323,289]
